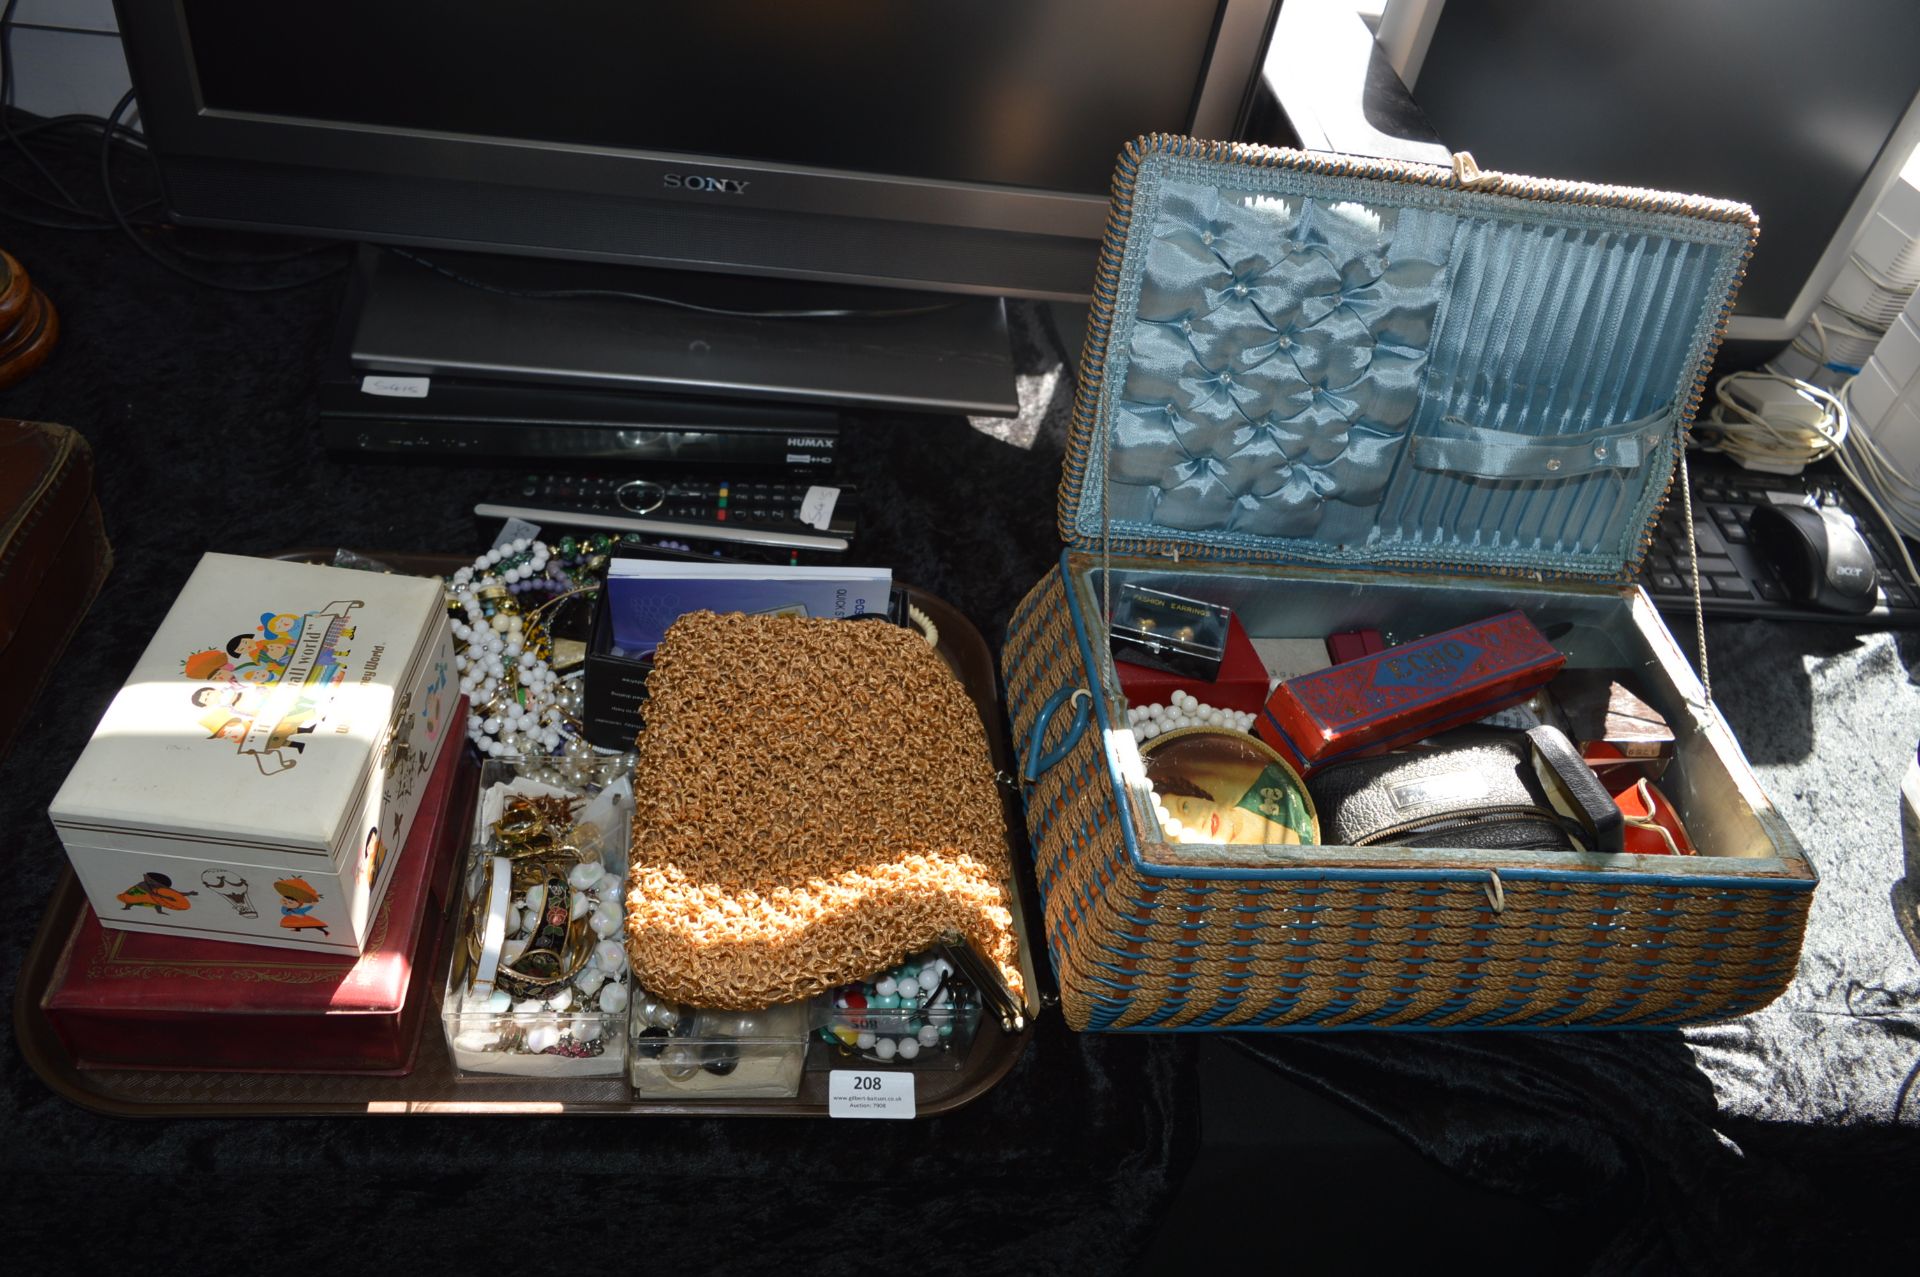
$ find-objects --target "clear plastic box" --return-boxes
[1108,582,1232,680]
[441,755,635,1078]
[808,950,983,1071]
[628,996,809,1099]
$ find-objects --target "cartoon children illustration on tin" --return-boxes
[117,871,198,914]
[181,601,361,775]
[191,686,319,762]
[189,684,264,718]
[182,647,235,684]
[272,877,330,937]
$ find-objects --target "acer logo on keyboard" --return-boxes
[1834,564,1866,578]
[664,173,750,195]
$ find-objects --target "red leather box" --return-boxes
[1257,612,1565,776]
[41,703,475,1074]
[1114,613,1270,715]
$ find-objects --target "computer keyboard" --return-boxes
[1635,456,1920,628]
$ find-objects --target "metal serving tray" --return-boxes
[15,566,1039,1116]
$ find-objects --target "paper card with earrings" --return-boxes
[441,755,636,1077]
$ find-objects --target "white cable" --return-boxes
[1836,379,1920,587]
[1810,299,1889,345]
[1697,367,1846,470]
[1698,326,1920,589]
[1785,305,1885,375]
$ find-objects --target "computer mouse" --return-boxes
[1746,501,1878,614]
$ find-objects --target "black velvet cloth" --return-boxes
[4,193,1919,1271]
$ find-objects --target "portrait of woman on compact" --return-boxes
[1140,727,1318,848]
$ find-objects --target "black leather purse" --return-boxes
[1308,726,1623,853]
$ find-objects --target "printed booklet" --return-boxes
[605,559,892,655]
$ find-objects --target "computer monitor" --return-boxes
[1402,0,1920,352]
[115,3,1278,422]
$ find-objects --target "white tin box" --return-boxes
[49,554,456,955]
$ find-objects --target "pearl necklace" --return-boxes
[445,538,598,775]
[1125,690,1256,740]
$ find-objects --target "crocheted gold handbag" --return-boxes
[623,610,1025,1011]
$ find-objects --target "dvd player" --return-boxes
[319,369,841,468]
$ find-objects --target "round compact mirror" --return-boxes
[1139,726,1318,847]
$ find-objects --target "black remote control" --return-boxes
[477,473,856,553]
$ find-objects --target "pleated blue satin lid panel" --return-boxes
[1061,143,1755,580]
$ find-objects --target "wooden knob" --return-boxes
[0,248,56,388]
[0,285,57,390]
[0,249,31,333]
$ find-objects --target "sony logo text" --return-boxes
[664,174,751,195]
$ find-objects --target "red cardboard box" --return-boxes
[1115,613,1270,715]
[41,701,475,1074]
[1324,628,1385,666]
[1257,612,1564,776]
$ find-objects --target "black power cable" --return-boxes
[0,2,347,286]
[99,89,348,293]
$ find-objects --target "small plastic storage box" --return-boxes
[809,949,985,1070]
[628,1001,810,1100]
[442,757,635,1077]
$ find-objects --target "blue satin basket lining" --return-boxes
[1093,175,1736,573]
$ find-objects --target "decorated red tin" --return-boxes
[1256,611,1564,776]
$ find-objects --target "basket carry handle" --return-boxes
[1023,686,1093,783]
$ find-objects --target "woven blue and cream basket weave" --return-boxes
[1002,136,1813,1032]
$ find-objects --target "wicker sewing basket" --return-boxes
[1001,136,1814,1032]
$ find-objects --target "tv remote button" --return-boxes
[617,479,666,515]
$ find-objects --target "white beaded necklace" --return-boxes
[1124,689,1257,740]
[445,538,600,782]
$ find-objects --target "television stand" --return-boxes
[325,245,1019,456]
